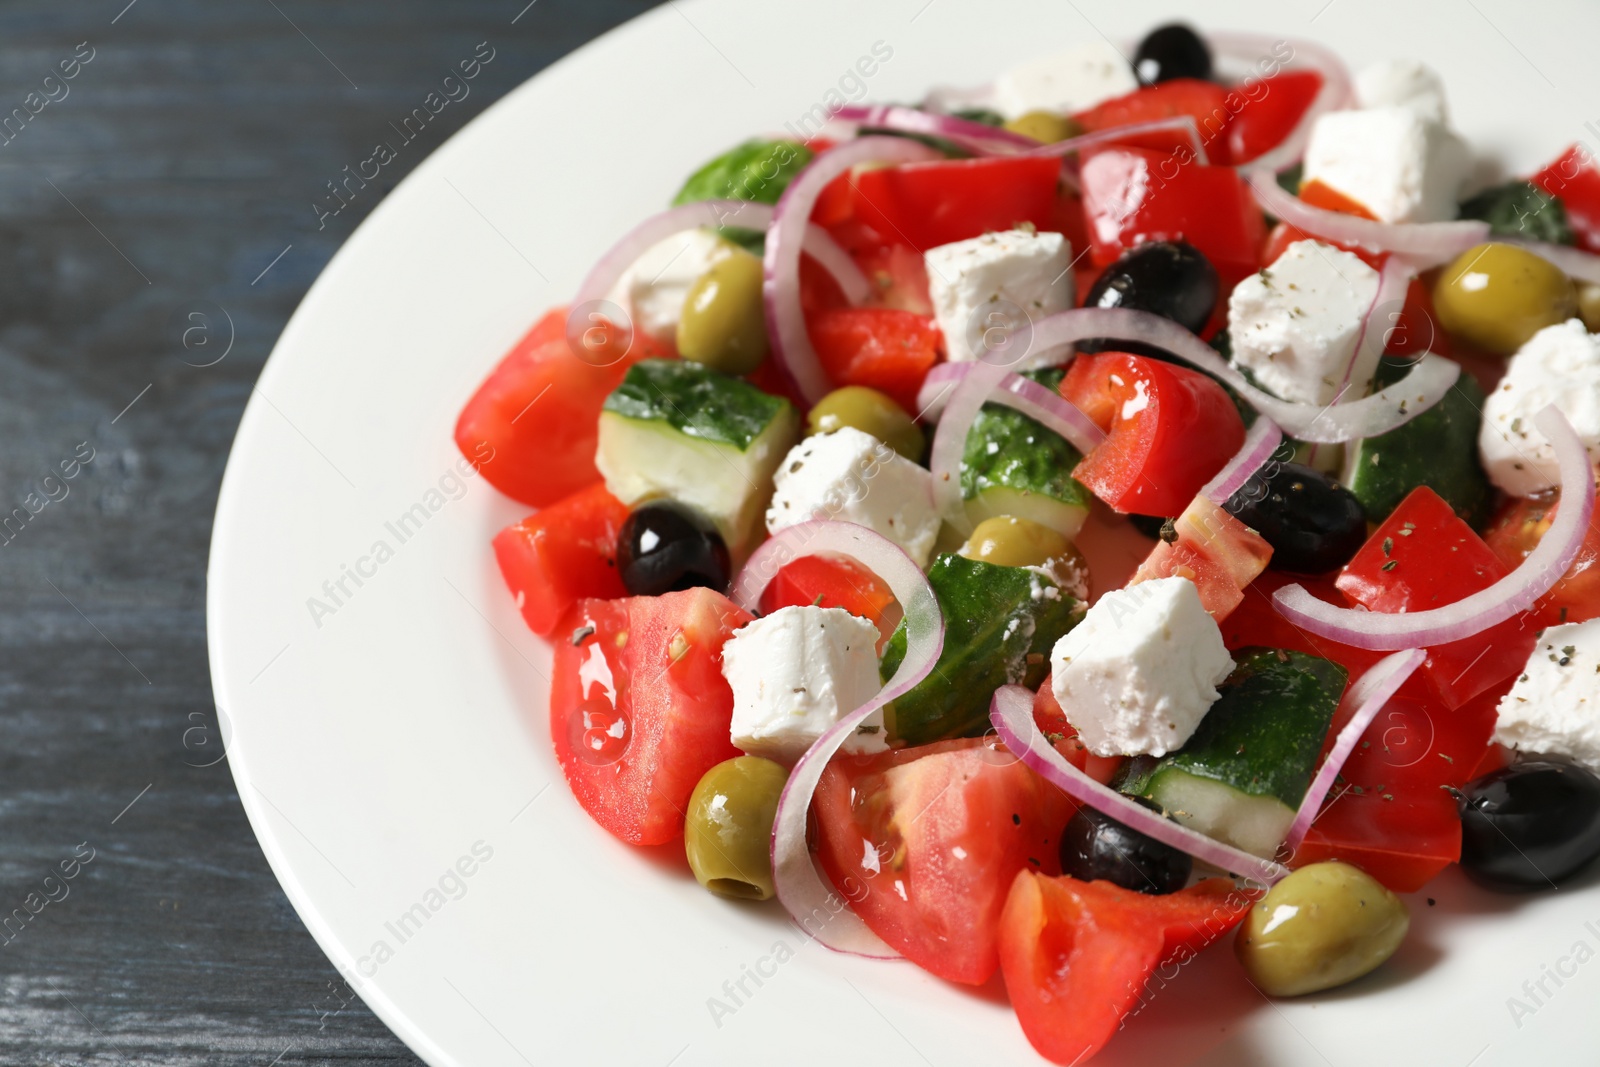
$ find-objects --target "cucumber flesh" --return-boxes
[1144,767,1296,858]
[959,368,1091,539]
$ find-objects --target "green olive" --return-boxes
[805,386,925,459]
[1577,282,1600,334]
[684,756,789,901]
[959,515,1075,569]
[677,249,769,375]
[1432,242,1577,355]
[1234,861,1409,997]
[1002,110,1083,144]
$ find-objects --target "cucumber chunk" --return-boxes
[960,368,1092,538]
[1120,648,1347,858]
[597,359,799,552]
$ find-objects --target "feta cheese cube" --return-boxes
[1049,576,1234,758]
[722,605,886,764]
[991,41,1139,121]
[1227,239,1382,406]
[1354,59,1449,124]
[1302,106,1469,223]
[766,427,942,568]
[1494,620,1600,772]
[925,230,1075,365]
[1479,319,1600,496]
[606,228,732,341]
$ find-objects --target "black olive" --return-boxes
[1078,242,1219,360]
[1223,461,1366,574]
[617,501,731,597]
[1455,755,1600,892]
[1133,23,1212,85]
[1059,804,1192,895]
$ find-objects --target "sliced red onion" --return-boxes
[568,199,870,349]
[1026,115,1211,166]
[1283,649,1425,852]
[1246,170,1489,262]
[1504,237,1600,286]
[1023,306,1459,444]
[916,362,1106,454]
[928,358,1014,535]
[1201,416,1284,504]
[991,685,1290,886]
[1275,405,1595,649]
[831,104,1037,157]
[732,521,945,958]
[1206,33,1351,173]
[766,137,945,406]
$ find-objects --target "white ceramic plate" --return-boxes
[208,2,1600,1063]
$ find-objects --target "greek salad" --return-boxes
[456,22,1600,1064]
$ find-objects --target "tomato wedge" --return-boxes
[812,738,1074,985]
[1531,143,1600,254]
[550,589,750,846]
[998,873,1253,1065]
[1076,79,1235,165]
[1061,352,1246,516]
[758,554,902,647]
[494,483,629,638]
[840,155,1068,252]
[808,307,940,413]
[1130,497,1273,619]
[1226,71,1322,165]
[1484,488,1600,627]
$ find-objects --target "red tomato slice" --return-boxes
[808,307,940,413]
[843,155,1068,252]
[998,873,1253,1065]
[494,483,629,638]
[1079,145,1266,286]
[812,738,1075,986]
[1130,497,1273,619]
[1484,488,1600,627]
[850,243,934,316]
[1335,487,1539,709]
[1061,352,1246,516]
[758,554,902,647]
[1531,143,1600,254]
[1075,79,1235,165]
[455,307,668,507]
[550,589,750,846]
[1223,571,1386,678]
[1226,71,1323,165]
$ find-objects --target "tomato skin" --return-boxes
[1079,146,1266,286]
[812,738,1075,986]
[1226,71,1322,165]
[1531,143,1600,254]
[494,483,629,638]
[758,554,902,647]
[1484,489,1600,626]
[455,307,667,507]
[1061,352,1246,516]
[1075,79,1235,165]
[808,307,940,413]
[1335,487,1539,709]
[842,155,1068,253]
[550,589,751,846]
[998,873,1253,1065]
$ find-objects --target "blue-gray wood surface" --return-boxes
[0,2,657,1062]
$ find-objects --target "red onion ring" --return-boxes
[1206,33,1352,173]
[1201,416,1284,504]
[1283,649,1426,852]
[732,521,945,958]
[1021,306,1459,444]
[991,685,1291,885]
[1246,169,1489,262]
[1025,115,1211,167]
[765,137,944,406]
[830,104,1037,157]
[915,362,1106,454]
[1504,237,1600,287]
[1274,405,1595,649]
[928,358,1015,535]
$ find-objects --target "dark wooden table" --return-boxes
[0,2,657,1062]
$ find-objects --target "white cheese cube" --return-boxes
[1302,106,1469,223]
[1479,319,1600,496]
[925,230,1075,365]
[766,427,941,568]
[1227,239,1382,406]
[1354,59,1449,124]
[605,228,732,341]
[722,605,886,764]
[1494,620,1600,772]
[1049,576,1234,758]
[991,41,1138,120]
